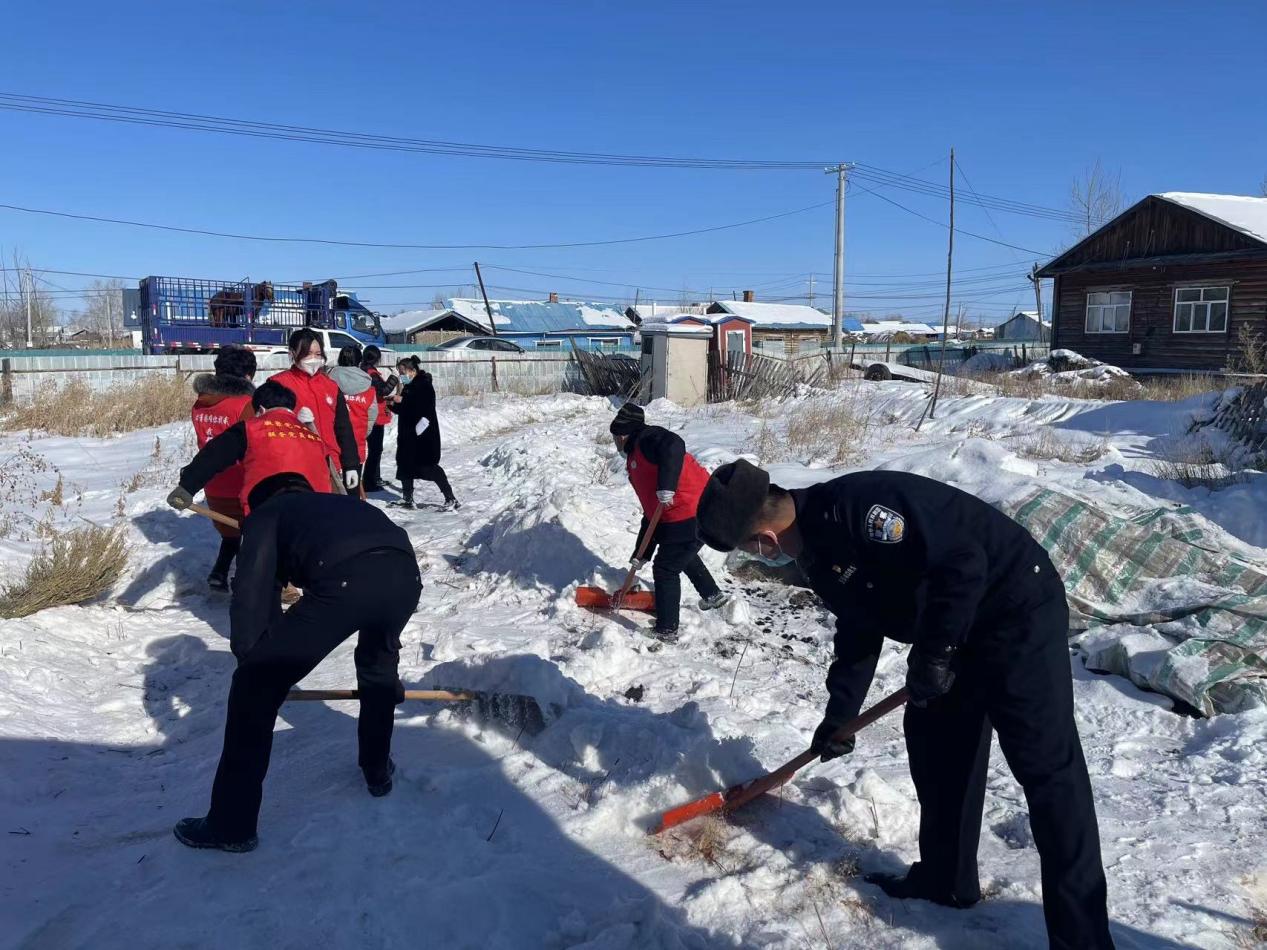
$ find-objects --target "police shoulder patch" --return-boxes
[864,504,905,544]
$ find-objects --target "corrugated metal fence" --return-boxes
[0,351,585,404]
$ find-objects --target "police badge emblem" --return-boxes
[864,505,905,543]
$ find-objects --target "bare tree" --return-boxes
[1070,160,1124,237]
[0,250,60,348]
[81,279,126,347]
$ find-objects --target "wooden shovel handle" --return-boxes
[287,688,477,702]
[189,502,240,531]
[613,502,665,607]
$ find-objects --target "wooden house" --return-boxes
[706,299,860,356]
[1036,193,1267,372]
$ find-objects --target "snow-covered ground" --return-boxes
[2,383,1266,948]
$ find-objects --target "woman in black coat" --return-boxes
[390,356,460,510]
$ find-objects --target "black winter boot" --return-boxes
[173,816,257,853]
[364,758,396,798]
[864,866,978,909]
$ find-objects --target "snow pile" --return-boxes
[1009,348,1140,393]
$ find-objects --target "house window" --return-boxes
[535,340,563,350]
[757,336,785,357]
[1173,286,1229,334]
[1085,291,1131,334]
[725,330,746,354]
[588,337,619,350]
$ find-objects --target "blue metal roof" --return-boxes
[445,298,633,335]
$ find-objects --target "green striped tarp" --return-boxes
[1002,488,1267,715]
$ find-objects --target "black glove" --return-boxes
[166,486,193,511]
[811,718,857,762]
[907,644,957,707]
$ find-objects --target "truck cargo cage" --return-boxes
[139,276,384,354]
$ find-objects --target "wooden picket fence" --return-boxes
[708,349,826,402]
[570,341,648,399]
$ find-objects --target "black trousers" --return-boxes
[205,550,421,839]
[903,594,1113,950]
[401,465,454,503]
[645,518,719,632]
[364,425,385,487]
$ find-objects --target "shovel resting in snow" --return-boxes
[574,503,664,613]
[286,688,551,736]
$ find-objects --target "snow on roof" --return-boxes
[710,300,832,329]
[379,309,452,335]
[858,320,940,336]
[1158,192,1267,245]
[444,298,633,334]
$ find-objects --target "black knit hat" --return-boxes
[609,402,646,436]
[697,459,771,552]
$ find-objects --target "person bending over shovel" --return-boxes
[696,460,1114,950]
[609,402,728,642]
[165,474,421,853]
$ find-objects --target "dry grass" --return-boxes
[1136,374,1221,402]
[1149,440,1246,490]
[0,374,193,436]
[1015,428,1109,464]
[652,816,751,875]
[976,367,1218,404]
[783,391,878,464]
[0,524,129,618]
[1231,325,1267,376]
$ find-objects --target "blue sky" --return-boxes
[1,1,1265,325]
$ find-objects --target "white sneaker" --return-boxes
[699,592,731,611]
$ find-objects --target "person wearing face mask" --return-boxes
[270,329,362,493]
[389,356,459,511]
[696,460,1113,950]
[609,402,728,643]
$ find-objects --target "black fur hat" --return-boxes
[609,402,646,436]
[697,459,771,552]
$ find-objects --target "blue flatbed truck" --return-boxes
[138,276,386,355]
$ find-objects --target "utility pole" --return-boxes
[1030,263,1045,345]
[807,272,815,309]
[825,164,852,350]
[473,262,498,336]
[918,147,955,430]
[23,269,33,349]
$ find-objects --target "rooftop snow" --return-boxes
[1158,192,1267,244]
[379,309,451,335]
[445,298,633,334]
[710,300,831,328]
[858,321,939,335]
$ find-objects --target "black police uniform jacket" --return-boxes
[791,470,1062,725]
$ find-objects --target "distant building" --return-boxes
[706,296,860,356]
[994,311,1051,341]
[856,320,940,341]
[382,296,635,350]
[1036,192,1267,372]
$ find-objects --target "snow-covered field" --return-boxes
[2,382,1266,948]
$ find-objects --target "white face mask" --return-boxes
[299,357,324,376]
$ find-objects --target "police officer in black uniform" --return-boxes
[166,473,422,853]
[697,459,1113,950]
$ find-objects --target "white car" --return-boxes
[435,336,525,353]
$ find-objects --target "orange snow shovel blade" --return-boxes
[649,687,910,835]
[575,586,656,612]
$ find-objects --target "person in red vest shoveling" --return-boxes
[609,402,728,642]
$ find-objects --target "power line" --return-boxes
[0,198,835,251]
[1,92,1085,226]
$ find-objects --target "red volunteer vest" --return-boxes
[239,410,333,512]
[368,366,392,427]
[191,394,252,498]
[271,367,341,460]
[626,442,709,523]
[342,389,374,463]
